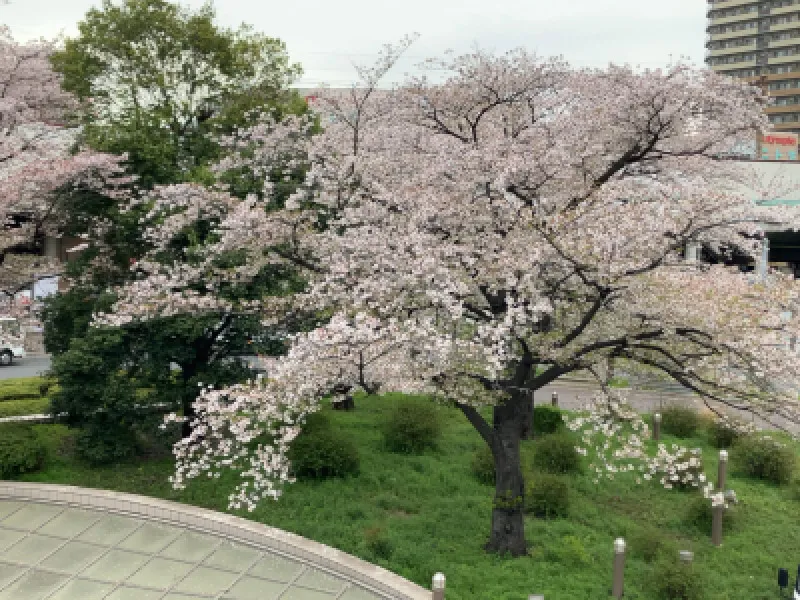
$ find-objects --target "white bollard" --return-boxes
[432,572,446,600]
[612,538,626,599]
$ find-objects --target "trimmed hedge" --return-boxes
[532,433,582,475]
[0,423,46,477]
[524,472,569,518]
[287,414,360,480]
[380,398,442,454]
[0,397,50,418]
[733,434,796,485]
[533,405,564,436]
[660,405,699,438]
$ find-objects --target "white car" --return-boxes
[0,316,26,365]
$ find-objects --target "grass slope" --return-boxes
[7,393,800,600]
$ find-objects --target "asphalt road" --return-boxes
[0,355,51,379]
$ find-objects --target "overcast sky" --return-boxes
[2,0,708,88]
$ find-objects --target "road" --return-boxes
[0,355,795,434]
[0,355,51,379]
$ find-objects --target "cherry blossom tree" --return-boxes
[0,26,126,304]
[94,38,800,556]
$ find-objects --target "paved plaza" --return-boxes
[0,497,399,600]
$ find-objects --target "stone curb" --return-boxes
[0,482,431,600]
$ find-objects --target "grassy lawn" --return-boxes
[0,376,54,417]
[5,393,799,599]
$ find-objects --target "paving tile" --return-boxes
[46,578,114,600]
[0,502,24,521]
[203,542,261,573]
[0,527,25,552]
[162,594,213,600]
[247,554,304,583]
[2,533,63,565]
[117,522,181,554]
[338,586,382,600]
[0,504,63,531]
[160,531,219,562]
[294,567,347,594]
[80,549,150,583]
[0,569,67,600]
[223,575,286,600]
[40,541,107,574]
[280,585,338,600]
[104,585,164,600]
[0,562,21,590]
[38,509,101,539]
[172,565,240,596]
[76,515,142,546]
[125,556,195,589]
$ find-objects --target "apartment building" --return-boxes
[706,0,800,133]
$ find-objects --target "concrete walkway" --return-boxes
[0,484,429,600]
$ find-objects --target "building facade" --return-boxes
[706,0,800,133]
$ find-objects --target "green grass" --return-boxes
[0,397,50,418]
[8,394,800,600]
[0,376,47,402]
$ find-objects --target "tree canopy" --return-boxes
[49,0,304,188]
[90,38,800,555]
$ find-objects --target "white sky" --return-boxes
[1,0,708,88]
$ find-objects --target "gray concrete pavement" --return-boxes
[0,355,51,379]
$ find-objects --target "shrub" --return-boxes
[533,405,564,436]
[380,399,442,454]
[470,444,495,485]
[653,558,704,600]
[532,433,581,475]
[707,414,758,449]
[0,397,50,418]
[545,534,590,565]
[660,405,699,438]
[733,434,795,485]
[75,423,137,466]
[524,472,569,518]
[685,494,739,533]
[287,427,360,480]
[0,423,46,477]
[364,526,393,560]
[628,527,676,563]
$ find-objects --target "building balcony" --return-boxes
[712,59,758,71]
[708,29,760,42]
[771,5,800,16]
[768,53,800,64]
[770,20,800,33]
[709,13,760,26]
[767,103,800,112]
[708,43,756,57]
[768,35,800,48]
[707,0,761,12]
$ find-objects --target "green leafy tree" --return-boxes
[50,0,304,188]
[43,0,313,451]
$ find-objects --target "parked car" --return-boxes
[0,316,26,365]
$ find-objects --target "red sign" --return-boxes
[763,135,796,145]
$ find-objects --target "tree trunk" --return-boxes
[484,396,528,557]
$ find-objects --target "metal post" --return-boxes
[711,505,723,547]
[551,391,558,407]
[717,450,728,492]
[653,413,661,442]
[432,572,445,600]
[612,538,625,599]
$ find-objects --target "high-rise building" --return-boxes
[706,0,800,134]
